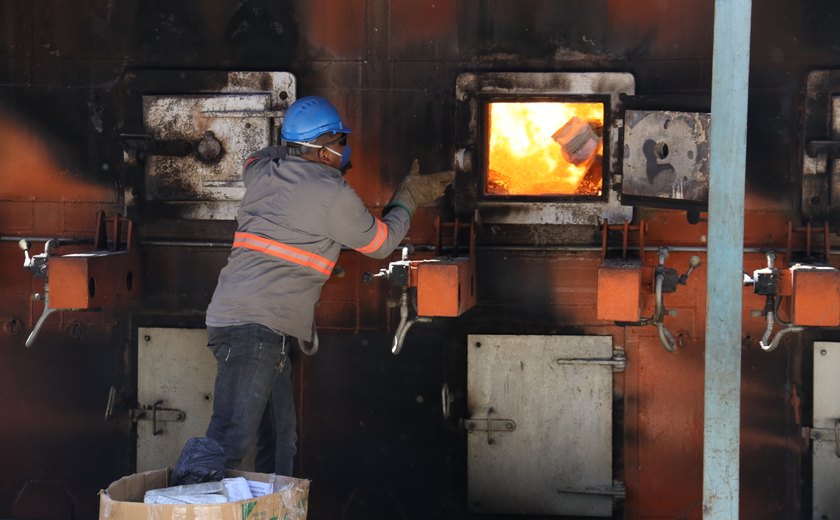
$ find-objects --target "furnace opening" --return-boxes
[485,101,605,197]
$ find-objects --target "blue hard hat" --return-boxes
[281,96,352,142]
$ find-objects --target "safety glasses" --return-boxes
[326,134,347,146]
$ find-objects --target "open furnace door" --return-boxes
[466,334,624,516]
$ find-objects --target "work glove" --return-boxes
[385,159,455,218]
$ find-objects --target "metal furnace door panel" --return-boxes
[467,334,614,516]
[801,71,840,223]
[142,93,273,219]
[621,110,710,208]
[136,327,215,472]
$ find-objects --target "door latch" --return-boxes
[462,407,516,445]
[809,419,840,458]
[131,400,186,436]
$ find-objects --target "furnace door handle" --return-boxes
[131,401,186,436]
[809,419,840,458]
[805,139,840,158]
[462,407,516,445]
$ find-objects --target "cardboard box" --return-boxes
[99,468,309,520]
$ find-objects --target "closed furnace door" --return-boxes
[466,334,617,516]
[142,93,272,220]
[812,341,840,519]
[136,327,216,472]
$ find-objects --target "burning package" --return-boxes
[552,116,602,166]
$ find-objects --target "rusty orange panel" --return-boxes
[416,258,476,317]
[790,265,840,326]
[597,261,643,322]
[49,251,142,309]
[778,267,792,296]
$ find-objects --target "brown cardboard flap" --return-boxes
[105,469,171,502]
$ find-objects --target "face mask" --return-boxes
[324,144,352,169]
[339,160,353,176]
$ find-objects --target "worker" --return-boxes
[203,95,454,476]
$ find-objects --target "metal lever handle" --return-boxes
[18,239,31,269]
[679,255,703,284]
[23,239,61,348]
[152,400,164,436]
[806,140,840,158]
[25,305,57,348]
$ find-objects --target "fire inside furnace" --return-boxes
[486,101,605,196]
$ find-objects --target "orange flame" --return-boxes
[486,102,604,196]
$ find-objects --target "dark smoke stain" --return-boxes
[131,0,204,63]
[225,0,299,68]
[625,28,659,61]
[800,1,840,51]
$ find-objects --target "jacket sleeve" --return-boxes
[326,185,411,259]
[241,146,285,185]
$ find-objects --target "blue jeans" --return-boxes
[205,324,296,476]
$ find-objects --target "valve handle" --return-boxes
[688,255,703,269]
[19,239,32,269]
[361,269,388,284]
[679,255,703,284]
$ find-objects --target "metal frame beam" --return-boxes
[703,0,752,518]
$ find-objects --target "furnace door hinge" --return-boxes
[554,481,627,500]
[131,400,186,436]
[554,349,627,372]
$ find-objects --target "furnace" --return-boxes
[485,100,605,197]
[452,72,636,516]
[454,72,634,226]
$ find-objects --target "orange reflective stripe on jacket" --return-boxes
[355,218,388,254]
[233,232,335,276]
[243,156,260,168]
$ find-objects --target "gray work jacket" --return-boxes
[206,146,410,340]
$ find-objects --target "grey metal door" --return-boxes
[812,341,840,519]
[466,334,622,516]
[136,327,216,472]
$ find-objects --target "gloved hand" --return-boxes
[385,159,455,218]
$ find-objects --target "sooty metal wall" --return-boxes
[2,1,840,519]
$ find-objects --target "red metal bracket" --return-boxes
[786,221,831,264]
[600,219,646,261]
